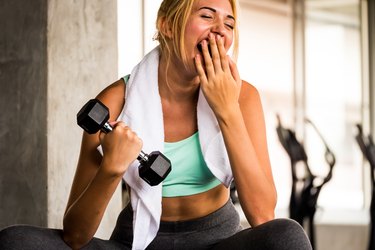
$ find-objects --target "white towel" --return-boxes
[101,46,233,250]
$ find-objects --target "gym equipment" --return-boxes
[77,99,172,186]
[355,124,375,250]
[230,182,239,204]
[276,115,335,249]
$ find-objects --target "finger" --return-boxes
[110,121,130,135]
[208,34,221,72]
[112,121,128,129]
[194,54,208,84]
[138,137,144,148]
[217,35,230,72]
[201,40,215,78]
[112,123,140,142]
[229,57,241,84]
[108,121,119,127]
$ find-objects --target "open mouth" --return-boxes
[197,42,212,57]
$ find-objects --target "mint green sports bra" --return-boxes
[122,75,221,197]
[162,132,221,197]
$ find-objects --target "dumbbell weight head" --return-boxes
[77,99,110,134]
[77,99,172,186]
[139,151,171,186]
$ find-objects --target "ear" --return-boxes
[158,17,173,39]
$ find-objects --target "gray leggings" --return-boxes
[0,200,312,250]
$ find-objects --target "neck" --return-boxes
[158,52,200,102]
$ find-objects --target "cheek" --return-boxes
[184,24,205,55]
[185,17,208,40]
[184,23,194,36]
[185,25,204,40]
[224,35,234,51]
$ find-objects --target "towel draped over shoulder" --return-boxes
[99,46,233,250]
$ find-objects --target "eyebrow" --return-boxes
[199,6,236,21]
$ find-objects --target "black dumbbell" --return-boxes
[76,99,171,186]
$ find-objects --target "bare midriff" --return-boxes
[161,184,230,221]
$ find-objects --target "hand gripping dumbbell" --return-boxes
[76,99,172,186]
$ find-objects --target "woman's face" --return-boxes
[184,0,235,68]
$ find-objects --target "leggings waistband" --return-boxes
[111,199,241,247]
[157,199,238,233]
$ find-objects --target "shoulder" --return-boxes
[238,80,266,122]
[95,78,126,122]
[239,80,262,106]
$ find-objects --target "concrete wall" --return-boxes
[0,0,48,227]
[0,0,121,239]
[47,1,121,237]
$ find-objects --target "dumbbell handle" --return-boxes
[101,121,149,162]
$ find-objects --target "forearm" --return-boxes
[63,162,123,249]
[218,107,277,226]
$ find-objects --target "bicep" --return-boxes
[96,78,126,122]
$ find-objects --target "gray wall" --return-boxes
[0,0,48,227]
[0,0,121,237]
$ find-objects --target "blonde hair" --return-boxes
[154,0,239,67]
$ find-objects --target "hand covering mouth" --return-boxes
[197,40,212,57]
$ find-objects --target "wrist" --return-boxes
[215,104,242,126]
[100,156,129,179]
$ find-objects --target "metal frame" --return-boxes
[291,0,306,138]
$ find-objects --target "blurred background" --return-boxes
[0,0,374,249]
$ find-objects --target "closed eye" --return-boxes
[225,23,234,30]
[201,15,212,19]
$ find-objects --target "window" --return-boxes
[237,0,294,211]
[304,0,364,210]
[237,0,367,213]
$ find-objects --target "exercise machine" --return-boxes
[355,124,375,250]
[276,115,335,249]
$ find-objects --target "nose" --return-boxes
[210,19,226,37]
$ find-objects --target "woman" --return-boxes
[0,0,312,249]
